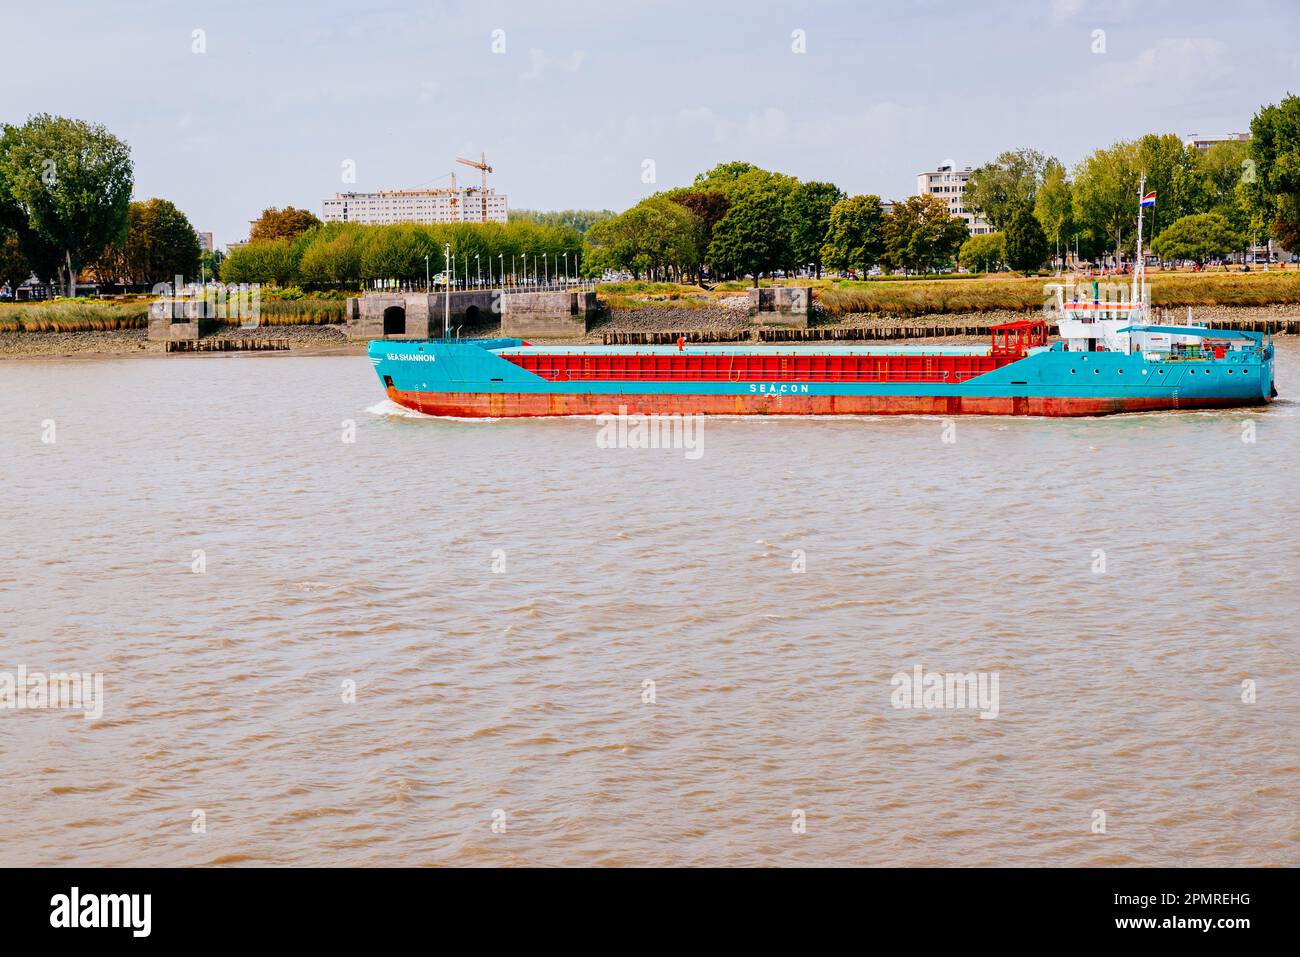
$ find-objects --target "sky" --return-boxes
[5,0,1297,248]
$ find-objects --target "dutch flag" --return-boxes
[1140,191,1157,207]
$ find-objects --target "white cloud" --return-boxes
[1096,37,1227,92]
[520,48,588,82]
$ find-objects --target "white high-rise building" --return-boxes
[915,164,992,236]
[1184,132,1251,153]
[322,186,508,226]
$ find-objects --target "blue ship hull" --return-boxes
[369,336,1275,418]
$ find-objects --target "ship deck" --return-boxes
[492,344,994,357]
[496,345,1021,383]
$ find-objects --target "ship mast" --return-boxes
[1132,172,1146,313]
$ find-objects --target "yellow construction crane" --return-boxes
[455,152,494,222]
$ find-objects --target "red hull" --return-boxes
[388,388,1260,418]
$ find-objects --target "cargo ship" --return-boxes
[369,187,1276,418]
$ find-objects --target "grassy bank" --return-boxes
[0,296,346,331]
[597,282,715,311]
[253,299,346,325]
[0,300,148,332]
[817,271,1300,317]
[595,271,1300,318]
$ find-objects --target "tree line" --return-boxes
[220,216,585,288]
[4,95,1296,297]
[583,161,970,284]
[588,94,1300,281]
[962,94,1300,271]
[0,114,211,294]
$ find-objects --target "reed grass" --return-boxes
[816,271,1300,317]
[238,299,346,325]
[0,300,149,332]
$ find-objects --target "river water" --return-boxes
[1,342,1297,867]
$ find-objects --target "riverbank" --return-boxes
[0,324,355,359]
[3,303,1299,358]
[587,302,1300,338]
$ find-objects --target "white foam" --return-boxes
[364,399,501,423]
[365,399,435,419]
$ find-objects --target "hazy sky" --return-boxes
[6,0,1297,247]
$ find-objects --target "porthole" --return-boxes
[1070,369,1076,375]
[1093,369,1100,375]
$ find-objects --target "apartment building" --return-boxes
[915,164,992,235]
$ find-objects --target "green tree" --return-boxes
[199,247,225,283]
[819,194,886,275]
[249,206,322,242]
[667,188,730,281]
[1150,212,1243,265]
[298,226,365,288]
[1135,133,1206,235]
[958,231,1005,273]
[0,228,32,288]
[1199,140,1253,233]
[584,195,701,281]
[0,114,133,295]
[707,187,790,285]
[360,224,435,282]
[1004,207,1048,274]
[1072,141,1139,264]
[884,195,968,273]
[1247,94,1300,253]
[1034,158,1073,268]
[693,161,762,193]
[785,180,843,276]
[220,238,301,285]
[509,209,614,236]
[965,149,1049,230]
[94,198,201,286]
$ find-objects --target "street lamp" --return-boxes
[499,253,504,289]
[443,243,451,338]
[424,254,430,291]
[543,253,548,284]
[475,254,481,288]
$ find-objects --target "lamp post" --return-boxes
[511,255,516,286]
[424,254,430,291]
[443,243,450,338]
[499,253,504,289]
[543,253,548,285]
[475,254,481,288]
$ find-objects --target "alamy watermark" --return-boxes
[596,405,704,460]
[152,274,261,328]
[890,664,999,719]
[0,666,104,720]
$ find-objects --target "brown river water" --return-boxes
[1,341,1298,867]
